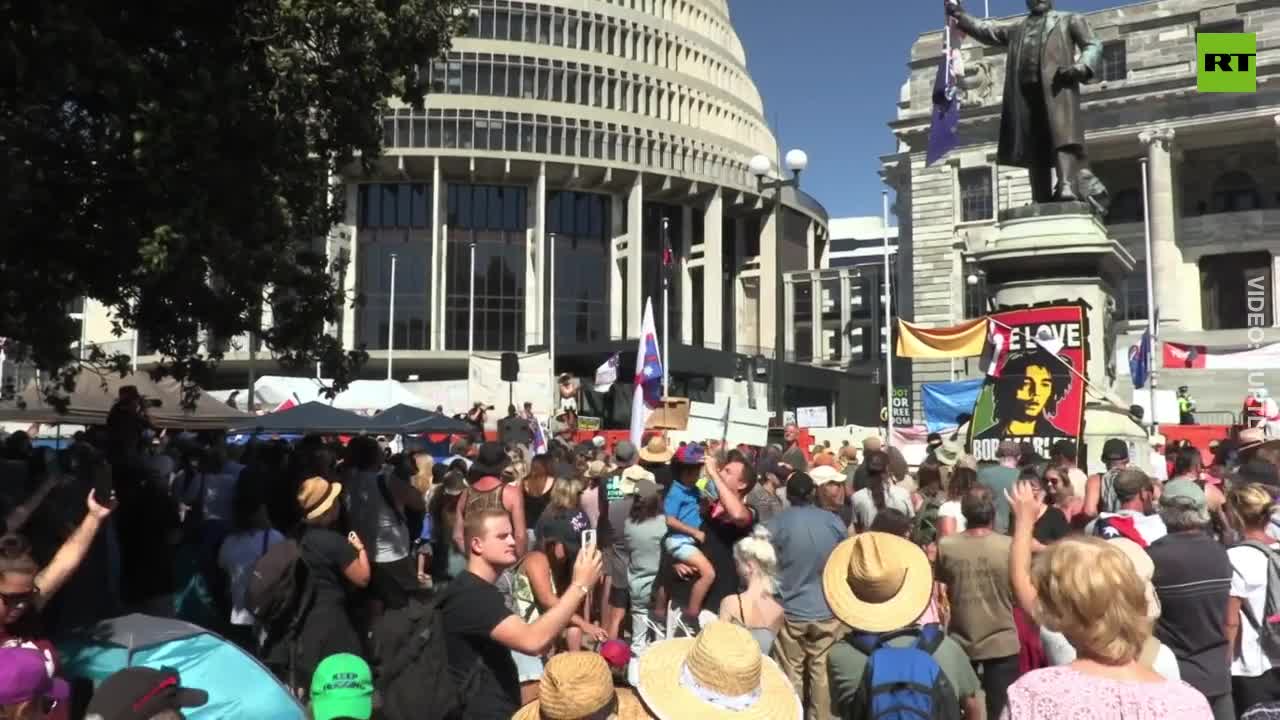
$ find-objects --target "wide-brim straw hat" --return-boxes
[1239,427,1280,456]
[935,440,964,467]
[822,532,934,633]
[297,476,343,521]
[512,652,652,720]
[639,435,675,463]
[637,622,800,720]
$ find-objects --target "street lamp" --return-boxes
[750,149,807,427]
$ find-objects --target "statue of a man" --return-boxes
[947,0,1106,207]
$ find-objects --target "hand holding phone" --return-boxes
[580,529,597,550]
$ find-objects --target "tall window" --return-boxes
[356,183,431,351]
[1107,188,1142,224]
[445,184,528,351]
[643,203,683,346]
[721,215,737,352]
[690,266,704,347]
[959,167,994,222]
[548,191,611,345]
[1212,171,1262,213]
[1115,261,1148,322]
[793,278,813,363]
[1100,41,1127,82]
[1201,251,1274,330]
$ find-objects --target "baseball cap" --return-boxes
[1161,479,1207,512]
[599,639,632,670]
[0,647,70,707]
[1101,438,1129,462]
[85,667,208,720]
[540,512,583,552]
[311,653,374,720]
[809,465,844,486]
[632,478,660,501]
[1111,467,1152,501]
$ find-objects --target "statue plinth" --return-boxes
[969,202,1151,473]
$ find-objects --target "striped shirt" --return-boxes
[1148,530,1232,699]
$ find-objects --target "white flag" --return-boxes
[629,299,663,448]
[594,352,620,392]
[1033,326,1065,357]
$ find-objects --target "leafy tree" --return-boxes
[0,0,469,398]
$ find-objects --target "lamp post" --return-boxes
[749,149,808,427]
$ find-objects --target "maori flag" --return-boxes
[926,2,966,165]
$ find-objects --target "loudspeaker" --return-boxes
[500,352,520,382]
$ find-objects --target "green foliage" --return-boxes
[0,0,469,394]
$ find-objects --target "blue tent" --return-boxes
[58,614,305,719]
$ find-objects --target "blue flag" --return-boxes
[1129,331,1152,389]
[926,10,965,165]
[923,378,984,432]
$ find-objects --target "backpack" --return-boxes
[246,537,312,634]
[1232,541,1280,658]
[846,625,962,720]
[910,495,945,547]
[369,594,472,720]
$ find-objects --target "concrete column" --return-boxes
[680,205,694,345]
[759,208,778,356]
[810,271,822,361]
[839,272,852,362]
[782,277,794,357]
[342,182,360,352]
[806,219,817,271]
[1138,127,1184,328]
[610,193,626,339]
[626,174,644,337]
[529,163,547,351]
[702,190,724,347]
[430,158,444,350]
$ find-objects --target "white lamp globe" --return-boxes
[785,149,809,173]
[966,273,980,286]
[748,154,772,178]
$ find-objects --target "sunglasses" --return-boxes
[0,588,39,608]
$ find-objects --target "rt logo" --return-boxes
[1198,32,1257,93]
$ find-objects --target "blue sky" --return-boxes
[729,0,1124,219]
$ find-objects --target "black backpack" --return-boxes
[846,625,962,720]
[369,593,472,720]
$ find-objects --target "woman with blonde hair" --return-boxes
[1227,483,1280,713]
[1003,482,1210,719]
[718,526,784,655]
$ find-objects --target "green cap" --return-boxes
[310,653,373,720]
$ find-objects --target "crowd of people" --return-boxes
[4,385,1280,719]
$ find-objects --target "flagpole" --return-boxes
[661,217,671,401]
[467,241,476,356]
[388,252,398,380]
[549,232,557,413]
[882,190,895,447]
[1140,158,1159,432]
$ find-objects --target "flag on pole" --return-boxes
[1128,331,1151,389]
[926,2,966,165]
[530,418,548,455]
[630,299,663,448]
[980,319,1011,377]
[273,397,297,413]
[594,352,620,392]
[1032,326,1065,357]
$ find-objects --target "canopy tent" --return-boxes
[362,404,472,434]
[231,401,370,434]
[57,614,304,719]
[217,375,432,414]
[0,369,248,429]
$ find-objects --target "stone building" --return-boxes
[885,0,1280,423]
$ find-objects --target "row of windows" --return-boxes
[420,52,762,148]
[463,0,752,104]
[380,108,751,187]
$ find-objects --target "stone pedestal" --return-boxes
[970,202,1153,472]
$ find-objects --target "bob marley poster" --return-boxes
[969,304,1087,461]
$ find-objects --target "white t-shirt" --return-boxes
[1230,542,1280,677]
[850,485,914,529]
[1149,451,1168,482]
[345,469,412,563]
[218,529,284,626]
[938,500,967,533]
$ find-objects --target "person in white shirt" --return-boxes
[848,451,913,532]
[1227,483,1280,711]
[217,479,283,650]
[1149,434,1169,482]
[1084,467,1167,547]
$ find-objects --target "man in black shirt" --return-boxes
[440,507,602,718]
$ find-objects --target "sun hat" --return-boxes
[935,439,964,467]
[640,436,676,464]
[310,653,374,720]
[440,469,467,496]
[0,647,70,707]
[1239,427,1280,456]
[822,532,934,633]
[809,465,844,487]
[637,622,800,720]
[85,667,208,720]
[620,464,657,495]
[514,652,651,720]
[469,442,511,478]
[297,476,343,521]
[1107,538,1161,620]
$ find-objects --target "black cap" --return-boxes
[1101,438,1129,462]
[785,472,815,501]
[85,667,208,720]
[539,512,584,552]
[926,432,942,447]
[469,442,511,479]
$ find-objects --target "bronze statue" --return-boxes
[947,0,1108,210]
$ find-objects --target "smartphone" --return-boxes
[581,529,597,550]
[92,461,113,507]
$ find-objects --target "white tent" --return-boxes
[213,376,431,415]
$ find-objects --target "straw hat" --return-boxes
[935,439,964,467]
[637,622,800,720]
[297,476,343,521]
[620,464,656,495]
[513,652,652,720]
[640,435,674,463]
[1239,427,1280,456]
[822,532,933,633]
